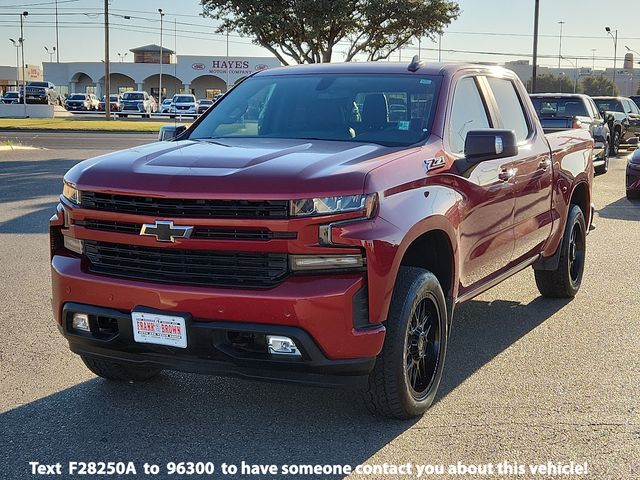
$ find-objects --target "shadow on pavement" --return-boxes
[597,195,640,221]
[1,296,570,478]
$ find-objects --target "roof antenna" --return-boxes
[408,55,424,72]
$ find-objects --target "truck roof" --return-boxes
[530,93,590,98]
[256,61,515,78]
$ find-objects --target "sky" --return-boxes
[0,0,639,70]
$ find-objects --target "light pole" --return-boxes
[532,0,540,93]
[557,21,565,69]
[226,30,230,91]
[55,0,59,62]
[19,11,28,113]
[44,46,56,62]
[158,8,164,102]
[605,26,618,95]
[9,39,21,92]
[561,56,579,93]
[591,49,596,70]
[117,52,128,63]
[103,0,110,120]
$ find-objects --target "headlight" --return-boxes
[290,193,377,217]
[62,181,81,204]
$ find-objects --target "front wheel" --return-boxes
[361,267,448,419]
[534,204,586,298]
[609,131,620,156]
[81,356,161,382]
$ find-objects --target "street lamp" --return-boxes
[605,26,618,95]
[561,56,580,93]
[9,38,21,92]
[591,49,596,70]
[19,12,28,112]
[158,8,164,102]
[44,46,56,62]
[626,45,640,56]
[557,21,565,69]
[117,52,128,63]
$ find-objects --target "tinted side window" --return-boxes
[449,77,490,154]
[487,77,530,142]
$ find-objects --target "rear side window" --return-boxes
[449,77,490,154]
[487,77,530,142]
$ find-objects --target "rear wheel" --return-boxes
[534,205,586,298]
[610,131,620,156]
[81,356,161,382]
[361,267,448,419]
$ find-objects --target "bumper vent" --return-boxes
[80,192,289,219]
[84,240,288,288]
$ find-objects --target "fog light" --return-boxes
[266,335,301,356]
[63,236,83,255]
[72,313,90,332]
[289,254,364,271]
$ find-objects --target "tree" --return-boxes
[201,0,460,65]
[580,75,619,96]
[527,74,575,94]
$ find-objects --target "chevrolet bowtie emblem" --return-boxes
[140,220,194,242]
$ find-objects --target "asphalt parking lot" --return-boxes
[0,137,638,479]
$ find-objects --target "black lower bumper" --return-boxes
[60,303,375,388]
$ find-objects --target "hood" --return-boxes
[65,137,407,199]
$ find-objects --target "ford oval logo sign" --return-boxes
[192,63,206,70]
[255,64,268,71]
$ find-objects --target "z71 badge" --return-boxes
[423,156,446,173]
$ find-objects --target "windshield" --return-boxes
[4,92,18,97]
[189,74,441,147]
[162,99,172,105]
[530,97,588,117]
[68,94,85,100]
[122,92,144,101]
[101,95,118,101]
[28,82,48,87]
[174,95,195,103]
[593,99,624,113]
[199,100,213,104]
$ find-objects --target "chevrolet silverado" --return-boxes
[51,60,594,419]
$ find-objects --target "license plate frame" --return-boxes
[131,311,187,348]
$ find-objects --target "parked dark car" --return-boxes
[196,98,213,114]
[24,81,60,105]
[629,95,640,109]
[65,93,99,111]
[530,93,610,173]
[593,96,640,148]
[627,148,640,200]
[98,94,122,112]
[0,91,20,104]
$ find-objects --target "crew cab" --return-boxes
[530,93,609,173]
[51,61,594,419]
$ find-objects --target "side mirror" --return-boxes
[464,129,518,163]
[158,125,187,141]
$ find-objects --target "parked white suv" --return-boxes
[120,91,154,118]
[170,94,197,116]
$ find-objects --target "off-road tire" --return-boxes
[81,356,161,382]
[361,267,448,419]
[534,205,586,298]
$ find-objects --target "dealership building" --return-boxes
[42,44,280,100]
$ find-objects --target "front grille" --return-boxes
[80,192,289,219]
[78,219,296,241]
[84,241,288,288]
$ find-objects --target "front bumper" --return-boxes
[52,254,385,386]
[60,302,376,388]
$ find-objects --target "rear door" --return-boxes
[484,76,553,264]
[447,75,516,292]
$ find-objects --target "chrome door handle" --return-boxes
[538,158,552,170]
[498,168,516,182]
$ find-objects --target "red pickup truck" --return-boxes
[51,60,594,419]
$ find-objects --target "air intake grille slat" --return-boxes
[84,241,288,288]
[80,192,289,219]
